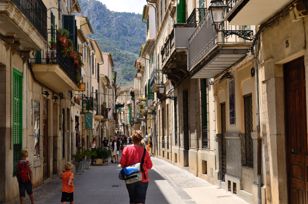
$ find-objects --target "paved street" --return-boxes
[27,157,248,204]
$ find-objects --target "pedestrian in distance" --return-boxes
[60,162,74,204]
[16,150,34,204]
[120,130,153,204]
[111,137,119,163]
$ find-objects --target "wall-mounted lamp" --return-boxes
[59,93,64,100]
[220,71,233,81]
[42,90,50,97]
[52,94,58,102]
[209,0,254,41]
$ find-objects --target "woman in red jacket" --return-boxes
[120,130,153,204]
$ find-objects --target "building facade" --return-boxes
[0,0,109,202]
[137,0,308,203]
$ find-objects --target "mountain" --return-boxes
[79,0,146,85]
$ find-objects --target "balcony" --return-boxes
[188,12,252,78]
[30,33,81,92]
[0,0,47,50]
[226,0,291,25]
[161,25,195,85]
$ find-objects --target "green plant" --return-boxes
[84,149,94,159]
[101,148,111,160]
[73,150,84,162]
[58,28,69,38]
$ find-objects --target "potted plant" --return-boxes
[101,147,111,164]
[84,149,93,169]
[73,150,85,173]
[58,29,69,47]
[49,40,56,50]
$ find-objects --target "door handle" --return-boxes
[291,148,295,153]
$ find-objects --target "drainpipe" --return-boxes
[254,53,262,204]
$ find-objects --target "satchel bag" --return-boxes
[119,148,146,184]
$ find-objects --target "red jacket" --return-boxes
[120,144,153,183]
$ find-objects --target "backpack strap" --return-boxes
[140,148,146,172]
[140,148,147,180]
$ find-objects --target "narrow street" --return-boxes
[28,157,247,204]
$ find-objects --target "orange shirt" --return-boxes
[62,170,74,193]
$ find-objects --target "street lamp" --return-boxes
[208,0,254,41]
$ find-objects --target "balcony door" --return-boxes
[284,57,308,204]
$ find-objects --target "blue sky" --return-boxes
[98,0,146,14]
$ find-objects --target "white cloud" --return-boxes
[98,0,146,14]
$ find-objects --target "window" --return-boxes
[160,0,163,25]
[174,98,178,145]
[13,69,23,175]
[33,100,40,156]
[166,104,169,149]
[229,79,236,124]
[162,108,165,148]
[91,54,94,75]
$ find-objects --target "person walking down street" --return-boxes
[60,162,74,204]
[120,130,153,204]
[102,137,109,148]
[91,138,97,165]
[111,137,118,163]
[16,150,34,204]
[117,137,122,159]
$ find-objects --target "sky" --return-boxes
[98,0,146,14]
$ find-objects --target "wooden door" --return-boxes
[183,90,189,166]
[220,103,226,181]
[284,57,308,204]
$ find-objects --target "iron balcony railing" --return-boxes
[188,12,253,71]
[11,0,47,40]
[186,8,207,27]
[188,12,217,70]
[226,0,243,12]
[161,29,175,64]
[31,32,80,85]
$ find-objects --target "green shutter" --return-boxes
[147,80,154,100]
[199,0,205,8]
[13,69,23,175]
[177,0,186,23]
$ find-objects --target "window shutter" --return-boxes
[13,69,23,175]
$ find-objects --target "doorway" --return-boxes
[183,90,189,167]
[284,57,307,203]
[43,98,49,180]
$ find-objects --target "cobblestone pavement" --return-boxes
[24,157,248,204]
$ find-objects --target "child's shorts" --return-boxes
[18,182,33,197]
[61,192,74,202]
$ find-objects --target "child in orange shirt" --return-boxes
[61,162,74,204]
